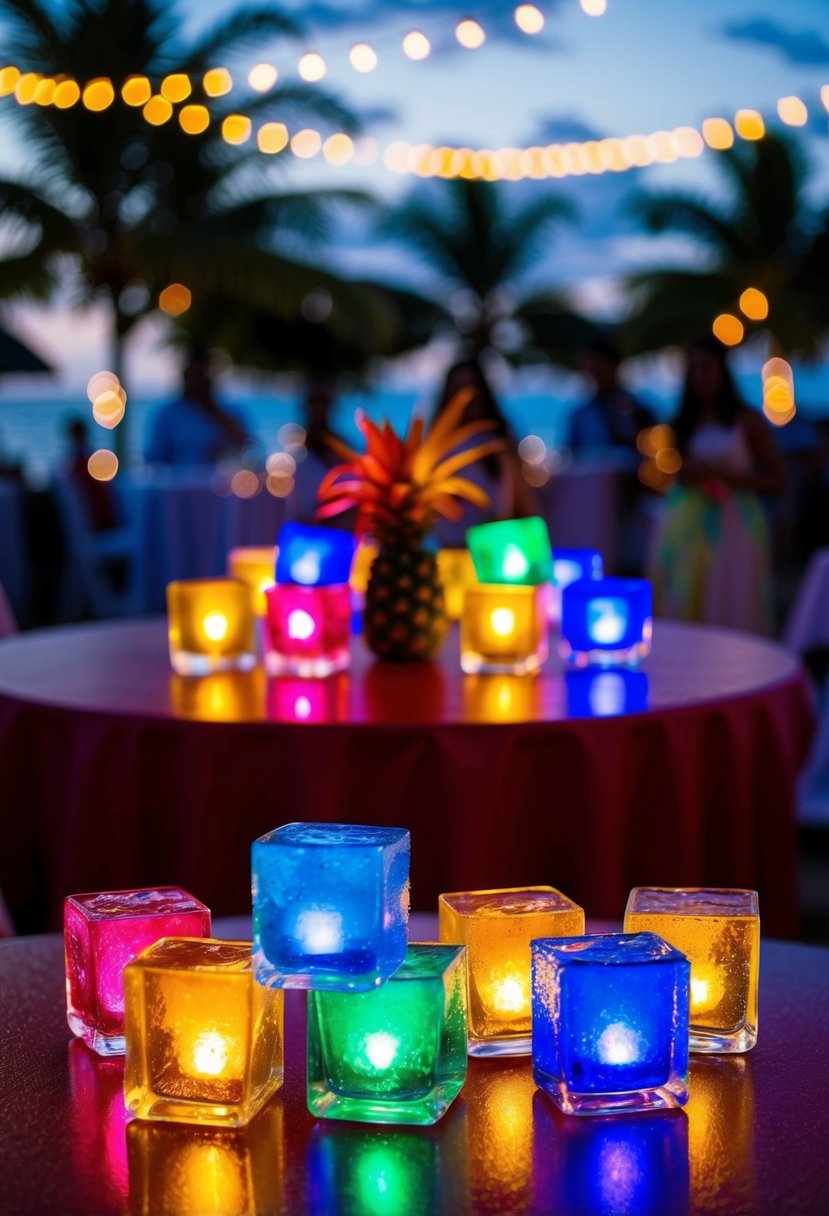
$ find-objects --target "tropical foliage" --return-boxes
[624,132,829,358]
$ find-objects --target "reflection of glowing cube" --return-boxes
[65,887,210,1056]
[124,939,283,1127]
[561,578,652,667]
[264,584,351,677]
[565,668,649,718]
[532,932,689,1115]
[307,944,467,1124]
[461,585,548,676]
[167,579,257,675]
[625,888,759,1054]
[252,823,410,991]
[276,523,355,587]
[439,887,584,1056]
[467,517,553,585]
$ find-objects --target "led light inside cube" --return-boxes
[227,546,277,616]
[624,888,760,1053]
[467,517,553,585]
[64,887,210,1057]
[124,938,284,1127]
[439,886,584,1056]
[252,822,410,991]
[276,522,355,587]
[532,932,690,1115]
[167,579,257,675]
[461,584,548,675]
[561,577,652,667]
[264,583,351,677]
[307,943,467,1124]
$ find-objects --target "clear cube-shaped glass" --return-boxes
[127,1102,284,1215]
[461,585,548,675]
[624,888,760,1053]
[275,522,355,587]
[264,583,351,677]
[560,577,653,667]
[167,579,257,675]
[467,517,553,585]
[307,943,467,1125]
[124,938,284,1127]
[64,887,211,1057]
[439,886,584,1056]
[252,822,410,991]
[532,933,690,1115]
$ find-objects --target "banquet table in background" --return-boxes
[122,468,288,613]
[0,619,811,937]
[1,920,828,1216]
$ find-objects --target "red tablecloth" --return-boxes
[0,619,812,935]
[1,921,828,1216]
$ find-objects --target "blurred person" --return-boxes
[63,416,118,532]
[568,338,655,457]
[144,349,251,466]
[432,359,537,546]
[651,338,785,634]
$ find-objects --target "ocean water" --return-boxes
[0,375,825,484]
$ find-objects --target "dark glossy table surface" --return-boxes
[1,916,827,1216]
[0,618,803,724]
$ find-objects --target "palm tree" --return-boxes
[623,132,829,358]
[0,0,369,454]
[379,178,595,366]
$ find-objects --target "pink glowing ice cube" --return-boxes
[64,886,211,1056]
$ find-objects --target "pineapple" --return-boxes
[317,390,502,661]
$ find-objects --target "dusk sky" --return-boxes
[2,0,829,392]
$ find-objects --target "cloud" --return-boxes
[722,17,829,65]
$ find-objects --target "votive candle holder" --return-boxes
[167,579,257,675]
[264,582,351,677]
[276,522,355,587]
[439,886,584,1056]
[532,932,690,1115]
[437,549,478,620]
[124,938,284,1128]
[461,584,548,675]
[227,546,277,616]
[252,822,410,992]
[467,516,553,586]
[560,577,652,667]
[306,943,467,1125]
[64,887,210,1057]
[624,887,760,1053]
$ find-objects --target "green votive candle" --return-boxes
[467,517,553,585]
[307,943,467,1125]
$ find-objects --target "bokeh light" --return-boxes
[33,78,55,106]
[142,95,173,125]
[203,67,232,97]
[517,435,547,465]
[87,371,120,403]
[88,450,118,481]
[323,133,354,165]
[291,128,322,158]
[53,78,81,108]
[402,31,431,60]
[82,78,115,111]
[298,52,326,82]
[14,73,40,105]
[777,96,808,126]
[515,5,545,34]
[580,0,608,14]
[0,67,21,96]
[221,114,251,144]
[712,313,744,346]
[159,283,192,316]
[179,104,209,135]
[702,117,734,150]
[456,19,486,49]
[258,122,289,154]
[349,43,378,72]
[231,470,261,498]
[92,390,126,429]
[734,109,765,140]
[248,63,278,92]
[161,73,191,103]
[739,287,768,321]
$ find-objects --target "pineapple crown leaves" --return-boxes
[316,387,505,536]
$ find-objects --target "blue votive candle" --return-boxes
[531,932,690,1115]
[275,523,355,587]
[560,577,653,667]
[252,823,410,991]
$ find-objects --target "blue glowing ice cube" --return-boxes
[560,577,652,667]
[252,823,410,991]
[276,523,355,588]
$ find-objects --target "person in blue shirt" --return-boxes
[568,338,655,459]
[144,350,252,466]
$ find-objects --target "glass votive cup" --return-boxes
[227,546,277,616]
[439,886,584,1056]
[467,516,553,585]
[252,822,410,992]
[306,943,467,1125]
[532,932,690,1116]
[560,577,652,667]
[460,584,548,675]
[167,578,257,675]
[264,583,351,677]
[124,938,284,1128]
[624,887,760,1053]
[276,521,355,587]
[437,549,478,620]
[64,887,211,1057]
